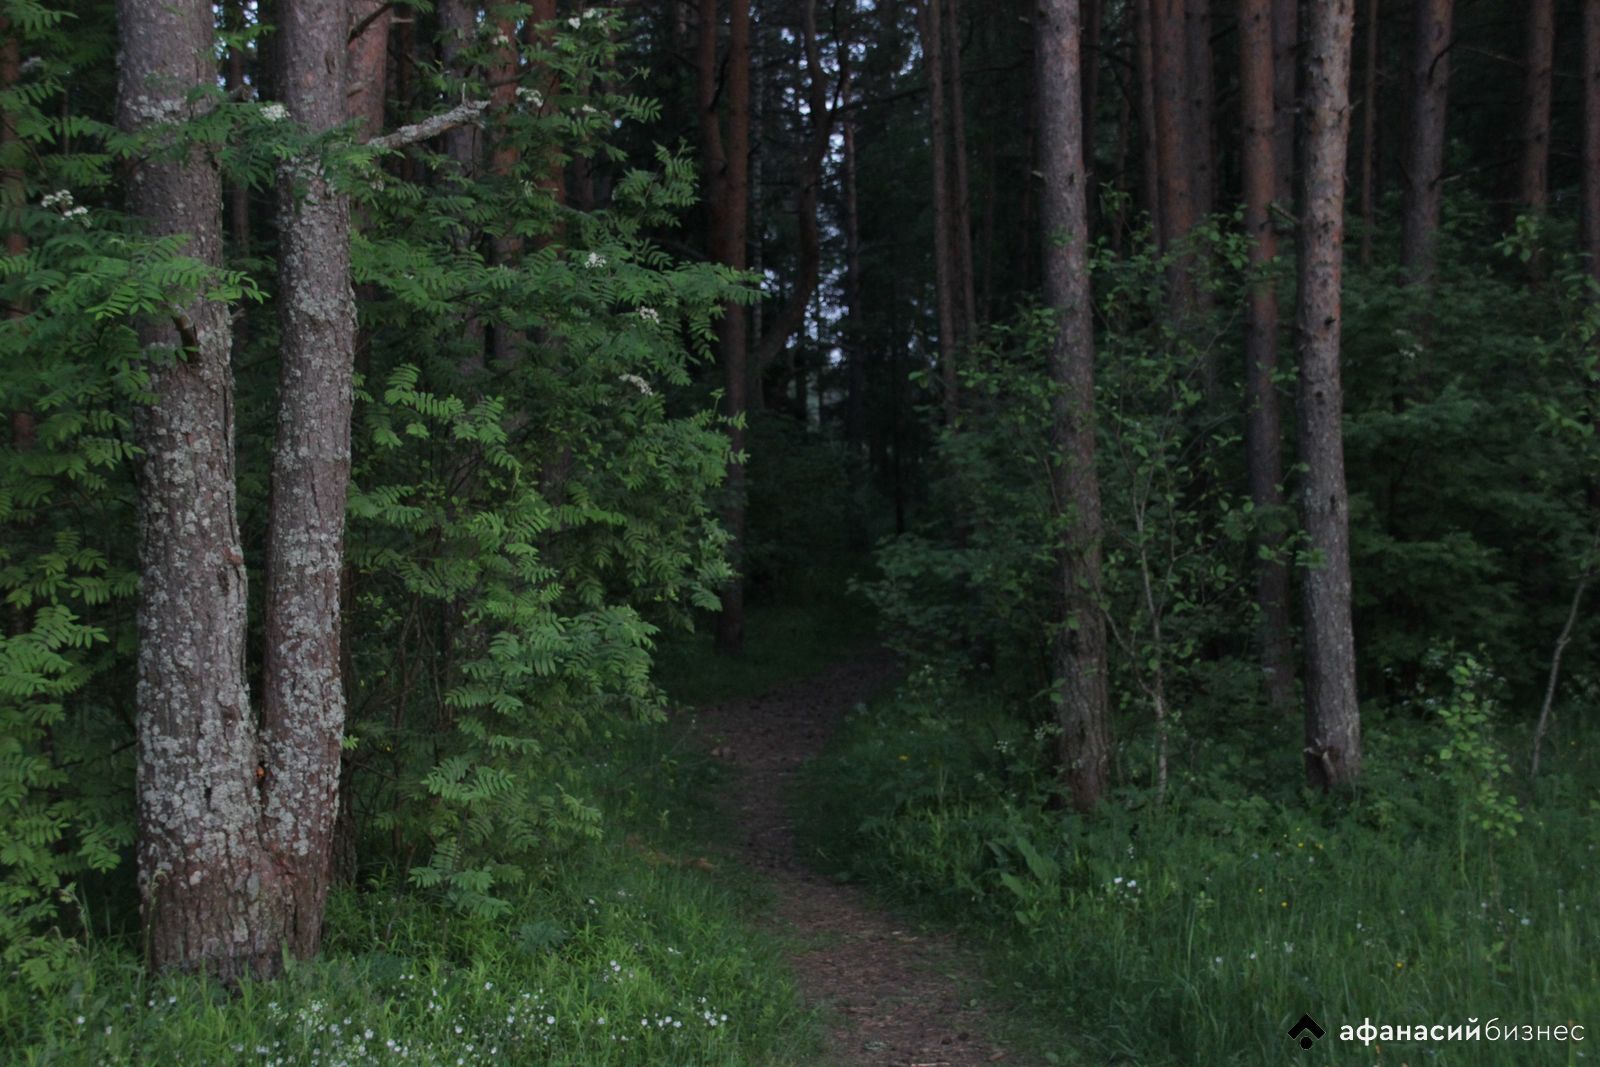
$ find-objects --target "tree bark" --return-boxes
[1400,0,1452,287]
[945,0,977,341]
[1151,0,1195,255]
[1272,0,1297,206]
[118,0,278,981]
[1083,0,1102,190]
[1135,0,1161,237]
[1241,0,1295,714]
[753,0,833,376]
[1358,0,1378,265]
[924,0,960,425]
[1295,0,1361,789]
[700,0,752,654]
[347,0,392,141]
[260,0,360,960]
[1586,0,1600,292]
[223,0,251,259]
[1184,0,1215,220]
[1517,0,1555,216]
[1037,0,1111,813]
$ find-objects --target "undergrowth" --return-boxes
[3,720,820,1066]
[796,663,1600,1066]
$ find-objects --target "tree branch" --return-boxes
[366,100,489,150]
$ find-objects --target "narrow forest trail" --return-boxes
[690,654,1027,1067]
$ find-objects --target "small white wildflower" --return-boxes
[584,8,605,19]
[546,1015,556,1025]
[568,16,582,28]
[517,88,544,109]
[484,981,493,990]
[493,33,511,47]
[75,1015,85,1025]
[637,306,660,325]
[583,253,605,269]
[261,102,289,123]
[41,189,73,210]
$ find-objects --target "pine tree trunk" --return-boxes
[1400,0,1452,287]
[700,0,752,654]
[1518,0,1555,215]
[347,0,390,140]
[1586,0,1600,286]
[1241,0,1296,714]
[1272,0,1298,206]
[1151,0,1194,254]
[753,0,833,377]
[118,0,280,981]
[924,0,960,425]
[945,0,978,342]
[1136,0,1161,237]
[1359,0,1379,265]
[1184,0,1215,219]
[1037,0,1111,813]
[1295,0,1362,789]
[260,0,359,960]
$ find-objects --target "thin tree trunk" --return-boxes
[842,24,867,451]
[754,0,833,376]
[924,0,960,425]
[1151,0,1194,254]
[1359,0,1379,265]
[1241,0,1296,714]
[1136,0,1161,236]
[1400,0,1452,287]
[1518,0,1555,217]
[1295,0,1361,789]
[347,0,390,140]
[118,0,277,981]
[438,0,479,175]
[1184,0,1215,220]
[700,0,752,654]
[1083,0,1103,190]
[260,0,359,960]
[1586,0,1600,292]
[223,0,251,259]
[1272,0,1298,206]
[1038,0,1111,813]
[945,0,978,342]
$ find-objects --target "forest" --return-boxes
[1,0,1597,1063]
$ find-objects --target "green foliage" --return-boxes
[317,23,745,912]
[0,0,748,960]
[1423,650,1523,844]
[862,220,1266,755]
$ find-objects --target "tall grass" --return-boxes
[796,674,1600,1066]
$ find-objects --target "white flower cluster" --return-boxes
[567,10,606,29]
[517,87,544,109]
[584,251,606,269]
[41,189,88,222]
[260,102,289,123]
[618,373,654,397]
[637,306,661,325]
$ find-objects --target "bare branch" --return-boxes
[366,100,490,150]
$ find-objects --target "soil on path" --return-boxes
[690,654,1024,1067]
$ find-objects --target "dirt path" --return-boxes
[690,654,1022,1067]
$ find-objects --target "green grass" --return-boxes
[795,677,1600,1066]
[4,720,821,1066]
